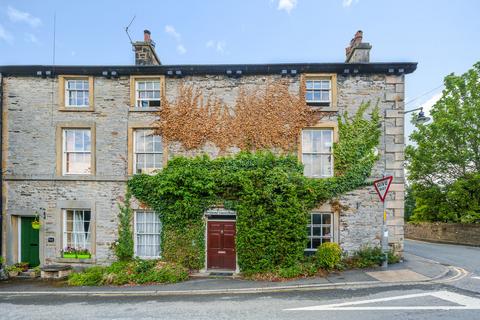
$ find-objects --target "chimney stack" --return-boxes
[345,30,372,63]
[133,29,161,66]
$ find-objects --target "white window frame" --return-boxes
[301,128,334,178]
[305,212,333,252]
[65,79,90,108]
[134,210,162,259]
[62,209,92,251]
[62,129,92,175]
[133,129,163,174]
[135,80,161,108]
[305,79,331,105]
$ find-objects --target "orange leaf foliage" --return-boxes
[156,78,325,152]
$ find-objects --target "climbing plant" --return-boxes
[112,191,134,261]
[128,99,380,274]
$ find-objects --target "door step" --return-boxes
[208,271,234,277]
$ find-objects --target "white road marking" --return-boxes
[285,290,480,311]
[471,276,480,280]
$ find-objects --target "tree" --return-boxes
[406,62,480,186]
[406,62,480,223]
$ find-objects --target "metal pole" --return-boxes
[382,110,388,269]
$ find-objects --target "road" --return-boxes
[405,239,480,275]
[0,240,479,320]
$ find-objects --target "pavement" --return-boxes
[1,240,479,320]
[0,247,453,296]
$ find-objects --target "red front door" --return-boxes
[207,221,236,270]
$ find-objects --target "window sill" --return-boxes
[59,107,95,112]
[56,257,95,264]
[129,107,160,112]
[306,105,338,112]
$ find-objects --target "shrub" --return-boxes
[68,266,105,286]
[113,192,134,261]
[68,260,188,286]
[347,247,385,268]
[315,242,342,270]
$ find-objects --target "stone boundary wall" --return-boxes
[405,222,480,246]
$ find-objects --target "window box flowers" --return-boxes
[62,247,91,259]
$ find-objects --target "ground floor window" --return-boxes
[134,210,162,258]
[63,209,92,251]
[306,212,333,251]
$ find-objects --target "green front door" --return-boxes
[20,217,40,267]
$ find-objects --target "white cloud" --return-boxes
[206,40,226,54]
[342,0,359,8]
[165,25,187,55]
[277,0,297,13]
[418,92,442,115]
[24,32,39,44]
[0,24,13,43]
[7,6,42,28]
[165,25,181,41]
[176,44,187,55]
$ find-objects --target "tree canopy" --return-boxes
[406,62,480,223]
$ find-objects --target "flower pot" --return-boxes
[31,221,41,230]
[77,254,91,259]
[62,253,77,259]
[8,271,19,278]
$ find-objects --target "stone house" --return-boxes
[0,30,415,271]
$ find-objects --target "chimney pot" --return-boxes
[345,30,371,63]
[144,29,151,43]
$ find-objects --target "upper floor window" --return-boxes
[302,128,333,178]
[134,129,163,174]
[66,79,90,107]
[306,212,333,251]
[59,76,94,111]
[135,80,161,108]
[306,79,331,105]
[63,129,91,175]
[304,74,337,109]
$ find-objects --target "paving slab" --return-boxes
[366,269,430,282]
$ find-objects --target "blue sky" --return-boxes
[0,0,479,137]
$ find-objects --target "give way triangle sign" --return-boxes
[373,176,393,202]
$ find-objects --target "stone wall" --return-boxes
[1,71,406,265]
[405,222,480,246]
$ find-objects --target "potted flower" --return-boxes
[15,262,29,272]
[62,247,77,259]
[76,248,91,259]
[31,213,41,230]
[5,265,22,278]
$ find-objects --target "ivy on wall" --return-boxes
[128,96,380,273]
[157,78,327,152]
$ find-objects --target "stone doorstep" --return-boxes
[17,270,40,279]
[40,264,73,280]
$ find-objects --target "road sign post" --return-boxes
[373,175,393,269]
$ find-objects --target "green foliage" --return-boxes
[68,266,105,286]
[113,191,134,261]
[161,226,204,270]
[128,103,381,274]
[315,242,342,270]
[407,62,480,223]
[345,247,393,269]
[410,173,480,223]
[67,260,188,286]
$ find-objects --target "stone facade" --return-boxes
[0,69,408,267]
